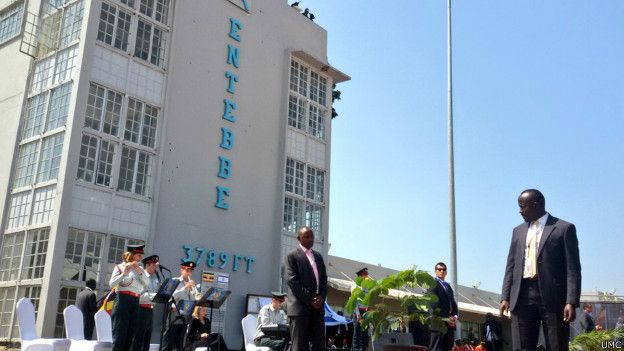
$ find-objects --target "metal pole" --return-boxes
[447,0,458,307]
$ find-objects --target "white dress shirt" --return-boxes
[523,212,549,278]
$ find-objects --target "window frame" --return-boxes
[0,1,25,47]
[287,57,331,141]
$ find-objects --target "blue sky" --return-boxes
[313,1,624,295]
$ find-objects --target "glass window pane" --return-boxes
[13,141,39,189]
[30,187,56,225]
[22,93,47,140]
[46,83,72,131]
[0,3,24,45]
[37,134,64,183]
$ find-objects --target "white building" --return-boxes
[0,0,348,345]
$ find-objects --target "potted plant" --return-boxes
[345,268,446,351]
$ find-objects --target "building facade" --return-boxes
[0,0,348,345]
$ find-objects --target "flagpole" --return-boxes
[447,0,459,313]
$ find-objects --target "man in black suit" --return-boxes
[76,278,98,340]
[481,313,503,351]
[501,189,581,351]
[428,262,458,351]
[578,303,595,333]
[285,226,328,351]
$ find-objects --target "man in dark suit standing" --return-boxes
[578,303,595,333]
[428,262,458,351]
[501,189,581,351]
[76,278,98,340]
[285,226,328,351]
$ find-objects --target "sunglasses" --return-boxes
[436,268,447,271]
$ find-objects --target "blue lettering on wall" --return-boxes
[227,45,240,68]
[215,17,243,210]
[225,71,238,94]
[229,18,243,42]
[215,186,230,209]
[222,99,236,123]
[181,245,255,274]
[220,127,234,150]
[218,156,232,179]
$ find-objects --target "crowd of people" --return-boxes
[70,188,588,351]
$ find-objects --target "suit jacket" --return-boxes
[285,246,327,316]
[501,215,581,312]
[579,312,595,333]
[76,288,97,323]
[429,278,458,320]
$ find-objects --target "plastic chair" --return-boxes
[94,310,113,343]
[63,305,112,350]
[16,297,71,351]
[241,314,272,351]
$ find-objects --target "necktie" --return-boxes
[528,221,539,278]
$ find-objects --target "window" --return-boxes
[30,187,56,225]
[37,134,64,183]
[154,0,170,24]
[308,105,325,139]
[63,228,104,282]
[97,2,131,51]
[306,166,325,202]
[58,1,85,48]
[310,72,327,106]
[0,287,16,339]
[134,19,168,68]
[54,46,78,84]
[13,142,39,189]
[0,2,23,46]
[47,83,72,131]
[283,160,325,233]
[0,232,25,281]
[22,93,47,140]
[84,83,122,136]
[290,60,308,96]
[54,287,78,338]
[139,0,154,18]
[288,95,304,130]
[77,134,115,187]
[283,196,303,232]
[6,192,32,229]
[30,56,55,95]
[6,198,27,233]
[285,158,304,196]
[124,98,159,148]
[305,203,322,233]
[22,229,49,280]
[21,286,42,318]
[288,59,330,140]
[118,147,153,196]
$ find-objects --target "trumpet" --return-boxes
[183,277,200,299]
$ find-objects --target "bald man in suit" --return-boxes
[500,189,581,351]
[285,227,328,351]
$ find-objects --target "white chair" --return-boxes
[63,305,112,350]
[242,314,272,351]
[94,310,113,343]
[16,297,71,351]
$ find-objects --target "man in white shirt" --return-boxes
[254,292,288,351]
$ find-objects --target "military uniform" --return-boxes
[133,255,160,351]
[109,245,149,351]
[254,292,288,351]
[163,261,198,351]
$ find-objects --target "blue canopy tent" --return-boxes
[324,302,351,326]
